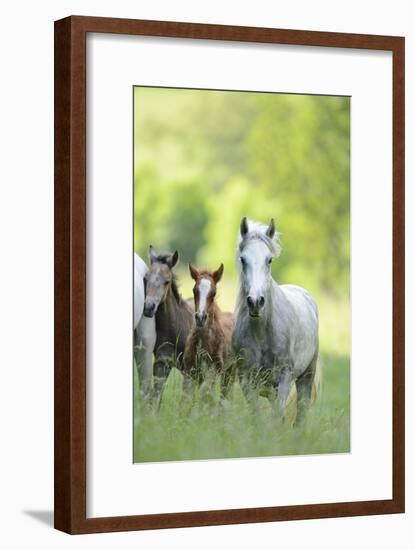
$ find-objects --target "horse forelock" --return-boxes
[237,219,281,258]
[153,253,172,265]
[195,270,215,284]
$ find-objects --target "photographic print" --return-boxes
[54,17,404,533]
[133,86,350,463]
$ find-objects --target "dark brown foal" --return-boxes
[143,246,194,408]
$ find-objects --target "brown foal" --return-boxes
[183,263,235,401]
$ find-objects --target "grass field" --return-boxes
[133,276,350,463]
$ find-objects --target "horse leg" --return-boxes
[153,355,172,410]
[133,331,148,403]
[182,344,198,406]
[181,373,197,415]
[275,368,293,421]
[267,385,279,417]
[197,363,212,402]
[240,370,259,413]
[133,330,140,372]
[135,316,156,402]
[295,352,318,425]
[220,361,235,402]
[181,371,193,396]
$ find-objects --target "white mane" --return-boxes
[237,218,282,258]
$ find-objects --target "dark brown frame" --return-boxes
[54,15,405,534]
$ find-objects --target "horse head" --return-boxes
[238,217,281,318]
[143,245,179,318]
[189,263,224,328]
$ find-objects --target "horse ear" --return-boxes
[189,263,199,280]
[266,218,275,239]
[213,263,224,283]
[168,250,179,268]
[240,217,249,237]
[149,245,157,264]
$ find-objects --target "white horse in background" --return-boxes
[232,218,320,424]
[134,253,156,400]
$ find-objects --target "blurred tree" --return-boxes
[247,94,350,292]
[165,180,209,265]
[134,87,350,296]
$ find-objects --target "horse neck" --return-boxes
[205,301,222,328]
[159,289,182,320]
[157,287,191,334]
[194,301,224,346]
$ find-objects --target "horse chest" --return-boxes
[255,340,285,371]
[237,321,289,372]
[155,311,189,357]
[196,330,220,362]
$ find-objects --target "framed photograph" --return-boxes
[54,15,405,534]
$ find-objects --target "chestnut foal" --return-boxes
[183,263,235,402]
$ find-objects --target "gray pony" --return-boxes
[232,217,319,423]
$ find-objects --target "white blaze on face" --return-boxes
[197,278,211,314]
[243,240,270,301]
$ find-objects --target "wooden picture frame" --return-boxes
[54,15,405,534]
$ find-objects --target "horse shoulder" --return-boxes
[166,297,194,354]
[232,322,245,355]
[222,313,234,346]
[182,299,195,328]
[222,311,234,327]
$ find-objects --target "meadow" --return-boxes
[133,272,350,462]
[133,86,350,462]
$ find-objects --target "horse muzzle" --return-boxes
[143,301,157,318]
[195,311,208,327]
[247,295,265,317]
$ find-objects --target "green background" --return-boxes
[133,87,350,462]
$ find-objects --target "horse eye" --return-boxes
[240,256,246,266]
[267,257,272,265]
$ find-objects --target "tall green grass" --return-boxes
[133,294,350,463]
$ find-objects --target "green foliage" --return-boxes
[134,87,349,295]
[164,180,209,265]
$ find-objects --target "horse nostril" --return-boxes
[144,302,155,316]
[247,296,254,308]
[259,296,265,307]
[195,312,207,325]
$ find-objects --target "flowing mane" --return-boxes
[237,219,282,258]
[169,275,182,304]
